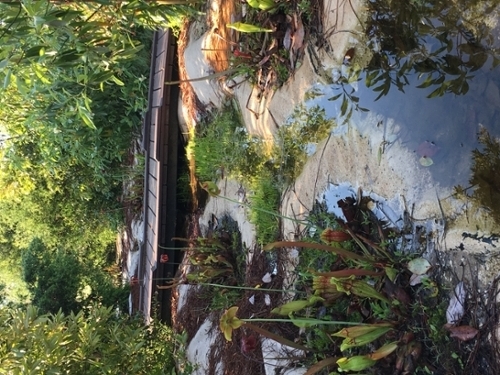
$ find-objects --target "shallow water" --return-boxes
[308,0,500,190]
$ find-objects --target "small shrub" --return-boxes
[272,104,335,182]
[189,102,267,182]
[249,173,281,245]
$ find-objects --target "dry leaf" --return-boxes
[291,16,304,53]
[283,27,292,50]
[447,325,478,342]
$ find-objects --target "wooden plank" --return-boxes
[147,195,156,212]
[146,223,155,238]
[156,30,167,52]
[146,243,153,260]
[148,175,157,194]
[152,88,164,110]
[148,167,157,182]
[147,222,155,241]
[153,69,165,91]
[148,179,157,198]
[155,47,165,71]
[150,105,159,123]
[146,210,155,226]
[150,106,159,126]
[148,157,157,176]
[149,140,155,159]
[148,126,156,146]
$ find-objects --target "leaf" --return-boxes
[271,300,310,316]
[337,356,376,372]
[416,76,434,89]
[247,0,275,11]
[340,95,348,116]
[110,75,125,86]
[314,269,383,278]
[34,64,50,84]
[90,71,115,84]
[78,107,96,129]
[3,69,11,89]
[427,86,444,98]
[460,80,470,95]
[226,22,272,33]
[384,267,398,282]
[333,323,393,339]
[407,258,431,275]
[264,241,371,262]
[365,70,379,87]
[116,45,144,59]
[447,325,478,342]
[15,75,28,96]
[419,156,434,166]
[327,93,342,101]
[200,181,220,197]
[367,341,398,360]
[304,357,338,375]
[83,96,92,112]
[24,45,46,59]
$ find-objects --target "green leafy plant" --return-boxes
[188,102,267,182]
[0,304,180,374]
[248,173,281,245]
[272,104,335,182]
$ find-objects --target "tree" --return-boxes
[0,304,177,374]
[21,238,81,314]
[21,238,129,314]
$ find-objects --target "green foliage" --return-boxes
[272,104,334,182]
[21,238,128,314]
[0,257,29,306]
[456,128,500,225]
[0,0,195,261]
[80,266,130,314]
[22,238,81,314]
[186,215,245,286]
[191,103,334,243]
[189,102,267,182]
[265,197,477,374]
[209,288,242,311]
[0,304,181,374]
[248,173,281,245]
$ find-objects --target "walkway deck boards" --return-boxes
[138,29,179,323]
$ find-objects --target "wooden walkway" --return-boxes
[138,29,179,323]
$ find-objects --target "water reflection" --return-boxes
[455,127,500,224]
[323,0,500,188]
[365,0,500,98]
